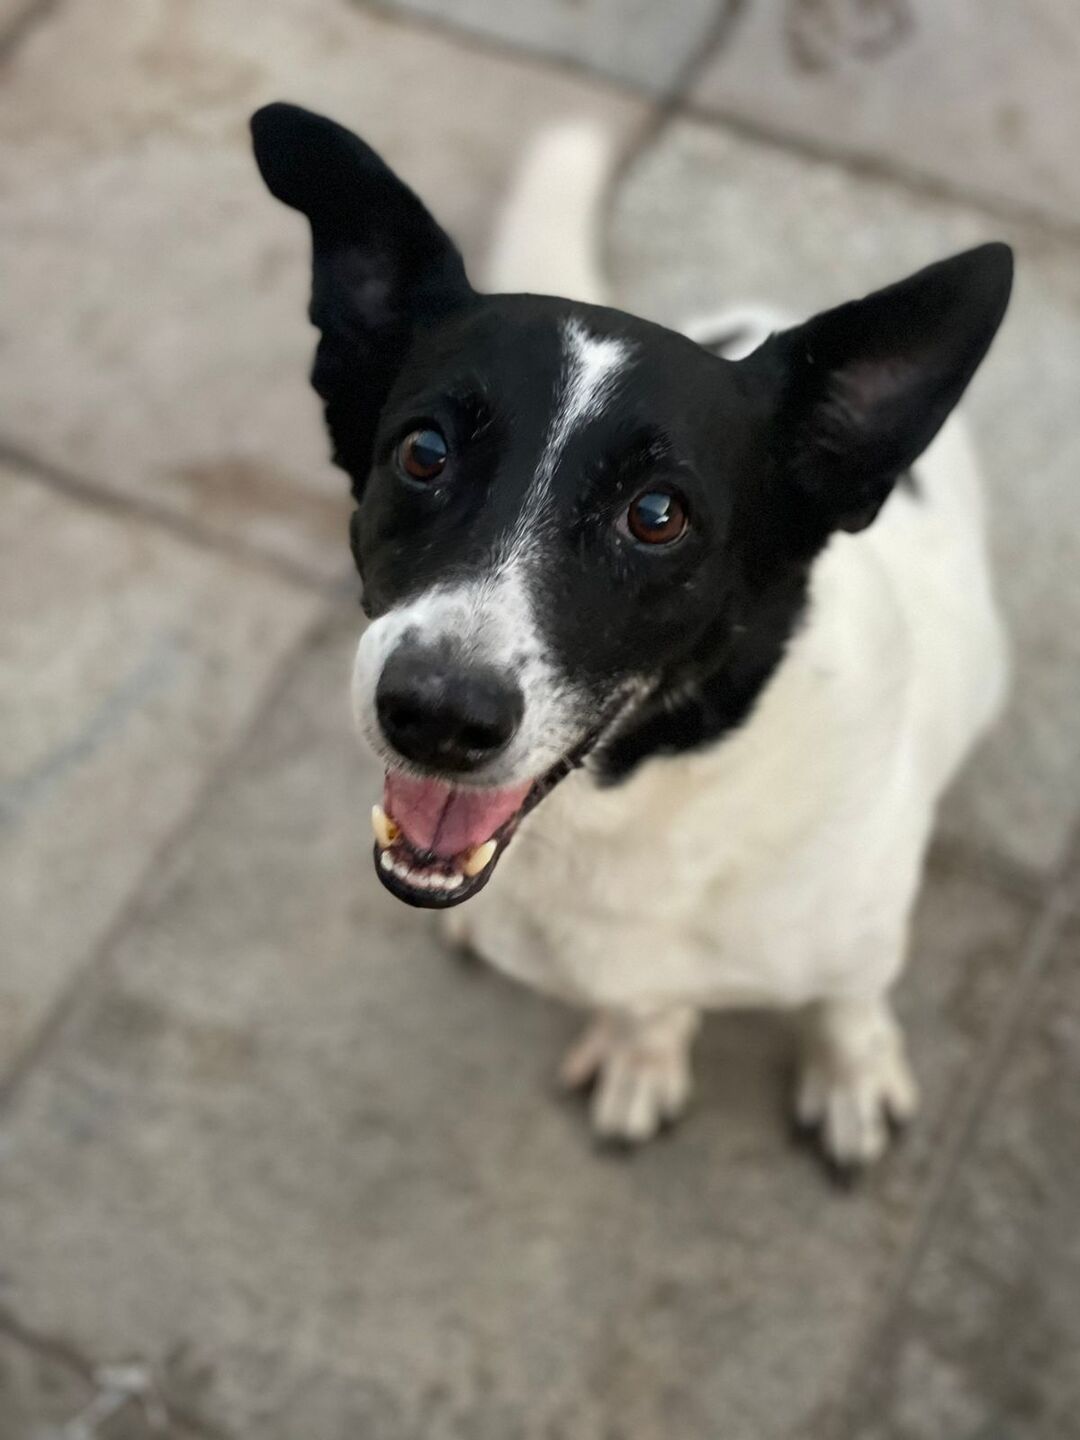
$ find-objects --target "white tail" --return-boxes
[483,122,619,306]
[680,304,794,357]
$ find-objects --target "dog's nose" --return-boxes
[376,649,524,772]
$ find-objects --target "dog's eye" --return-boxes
[624,488,688,546]
[396,428,448,482]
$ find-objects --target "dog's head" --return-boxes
[251,102,1012,908]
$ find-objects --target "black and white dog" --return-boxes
[251,104,1011,1167]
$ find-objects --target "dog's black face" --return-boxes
[251,103,1012,908]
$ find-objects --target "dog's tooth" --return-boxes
[443,873,464,890]
[462,839,498,878]
[371,804,399,850]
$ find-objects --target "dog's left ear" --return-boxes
[758,243,1013,534]
[251,102,476,489]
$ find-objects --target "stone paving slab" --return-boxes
[0,0,647,581]
[0,612,1038,1440]
[356,0,723,92]
[0,463,322,1084]
[692,0,1080,230]
[842,918,1080,1440]
[608,117,1080,881]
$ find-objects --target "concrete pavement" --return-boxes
[2,2,1079,1435]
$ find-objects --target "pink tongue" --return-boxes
[384,771,532,857]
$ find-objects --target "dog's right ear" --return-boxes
[251,102,475,491]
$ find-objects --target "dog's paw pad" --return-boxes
[559,1015,693,1146]
[796,1040,919,1169]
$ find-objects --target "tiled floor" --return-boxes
[1,2,1077,1437]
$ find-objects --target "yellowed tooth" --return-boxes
[462,838,498,878]
[371,804,400,850]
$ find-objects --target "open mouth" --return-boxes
[371,744,592,909]
[369,682,644,909]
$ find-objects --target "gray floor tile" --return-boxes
[0,464,321,1083]
[0,613,1037,1440]
[842,920,1080,1440]
[355,0,723,92]
[608,117,1080,879]
[692,0,1080,229]
[0,0,646,580]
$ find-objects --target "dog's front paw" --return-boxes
[559,1008,699,1146]
[796,1003,919,1172]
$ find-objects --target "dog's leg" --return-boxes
[795,993,919,1171]
[559,1005,700,1145]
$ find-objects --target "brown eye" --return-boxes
[397,427,448,482]
[625,488,688,546]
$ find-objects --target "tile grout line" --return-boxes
[0,1302,233,1439]
[825,831,1079,1440]
[0,435,351,599]
[0,597,344,1118]
[609,0,749,189]
[0,0,63,63]
[676,96,1080,250]
[349,0,1080,253]
[353,0,650,109]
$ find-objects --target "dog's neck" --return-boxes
[596,566,812,783]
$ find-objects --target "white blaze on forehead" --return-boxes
[537,319,630,493]
[498,317,630,570]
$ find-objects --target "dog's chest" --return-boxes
[458,722,849,1011]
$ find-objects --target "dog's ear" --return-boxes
[757,244,1012,534]
[251,102,475,491]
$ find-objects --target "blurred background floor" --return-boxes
[1,1,1079,1437]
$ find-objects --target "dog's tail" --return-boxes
[680,304,796,358]
[484,121,619,305]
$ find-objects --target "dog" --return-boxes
[251,103,1011,1169]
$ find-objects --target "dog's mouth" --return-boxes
[371,735,601,909]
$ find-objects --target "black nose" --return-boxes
[376,649,524,772]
